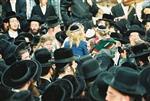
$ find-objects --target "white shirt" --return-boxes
[10,0,16,12]
[121,3,129,17]
[40,4,47,15]
[8,30,18,39]
[26,0,36,19]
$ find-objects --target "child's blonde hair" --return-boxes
[66,22,86,47]
[36,34,53,49]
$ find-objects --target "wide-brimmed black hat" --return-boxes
[0,39,25,65]
[15,32,33,45]
[33,48,53,68]
[126,25,145,36]
[102,67,146,96]
[54,48,77,71]
[42,83,66,101]
[95,53,114,71]
[129,43,150,58]
[96,14,114,23]
[63,75,80,96]
[78,58,101,80]
[139,67,150,94]
[142,14,150,25]
[110,32,127,44]
[89,72,109,101]
[46,16,60,28]
[28,15,43,24]
[0,59,9,73]
[0,40,28,65]
[75,76,86,96]
[55,31,67,44]
[1,60,39,89]
[54,79,74,99]
[4,11,20,22]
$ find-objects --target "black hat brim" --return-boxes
[102,70,146,96]
[4,15,20,22]
[139,67,150,93]
[1,60,39,89]
[129,50,150,58]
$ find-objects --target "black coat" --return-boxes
[31,4,56,22]
[111,3,136,23]
[61,0,99,30]
[2,0,26,19]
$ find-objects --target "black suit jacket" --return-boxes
[2,0,26,19]
[61,0,99,30]
[31,5,56,22]
[111,3,136,24]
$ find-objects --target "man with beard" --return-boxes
[28,15,43,36]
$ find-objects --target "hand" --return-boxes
[114,15,127,22]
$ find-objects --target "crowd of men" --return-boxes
[0,0,150,101]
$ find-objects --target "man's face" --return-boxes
[9,17,19,31]
[21,51,30,60]
[129,32,141,43]
[106,86,128,101]
[30,21,40,35]
[40,0,48,5]
[145,22,150,31]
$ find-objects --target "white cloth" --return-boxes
[8,30,18,39]
[121,3,129,17]
[40,4,47,15]
[10,0,16,12]
[26,0,36,19]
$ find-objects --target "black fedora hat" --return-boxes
[54,48,77,71]
[110,32,127,44]
[142,14,150,25]
[129,43,150,58]
[33,48,53,68]
[55,31,67,44]
[46,15,60,28]
[0,59,9,73]
[139,67,150,94]
[78,58,101,80]
[97,14,114,23]
[15,32,33,45]
[4,11,20,22]
[28,15,43,24]
[0,39,17,65]
[126,25,145,36]
[1,60,39,89]
[42,83,66,101]
[95,53,114,71]
[75,76,86,96]
[15,42,29,57]
[63,75,80,96]
[102,67,146,96]
[89,72,110,101]
[54,79,74,99]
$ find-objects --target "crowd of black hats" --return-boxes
[1,1,150,101]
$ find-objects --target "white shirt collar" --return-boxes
[8,30,18,39]
[40,4,47,15]
[10,0,16,12]
[121,3,129,16]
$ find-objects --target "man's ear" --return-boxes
[124,95,130,101]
